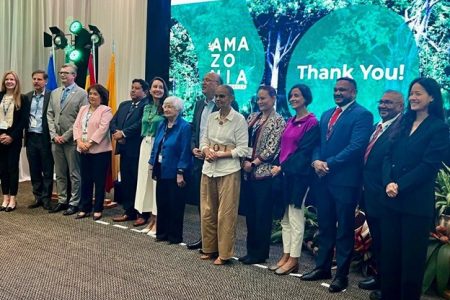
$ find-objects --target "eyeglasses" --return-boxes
[378,100,397,106]
[59,71,74,75]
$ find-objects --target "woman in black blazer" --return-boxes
[381,77,449,300]
[0,71,29,212]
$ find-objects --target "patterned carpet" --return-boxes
[0,182,440,300]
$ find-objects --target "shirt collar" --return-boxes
[378,113,401,130]
[337,100,355,112]
[63,83,76,92]
[33,89,45,97]
[214,108,235,121]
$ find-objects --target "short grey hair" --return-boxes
[163,96,184,112]
[61,63,78,75]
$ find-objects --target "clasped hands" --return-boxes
[112,130,124,143]
[203,147,225,162]
[53,135,65,144]
[312,160,329,177]
[0,134,12,145]
[77,140,93,153]
[386,182,398,198]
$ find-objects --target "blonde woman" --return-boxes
[0,71,29,212]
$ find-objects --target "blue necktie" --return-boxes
[60,88,69,107]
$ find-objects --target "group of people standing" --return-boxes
[0,64,447,300]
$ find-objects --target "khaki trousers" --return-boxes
[200,171,240,259]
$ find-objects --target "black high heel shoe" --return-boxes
[0,206,7,211]
[5,206,16,212]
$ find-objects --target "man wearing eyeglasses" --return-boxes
[358,90,404,300]
[187,72,239,251]
[47,63,87,215]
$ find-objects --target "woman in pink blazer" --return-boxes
[73,84,113,220]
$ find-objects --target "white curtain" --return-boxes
[0,0,148,181]
[0,0,147,101]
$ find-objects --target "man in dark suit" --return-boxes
[301,77,373,293]
[26,70,54,210]
[47,63,87,215]
[359,91,404,300]
[187,72,238,250]
[110,79,149,222]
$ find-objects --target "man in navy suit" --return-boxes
[25,70,54,210]
[110,79,149,222]
[301,77,373,293]
[359,90,404,300]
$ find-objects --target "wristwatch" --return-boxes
[177,169,184,175]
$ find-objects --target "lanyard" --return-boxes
[2,99,13,117]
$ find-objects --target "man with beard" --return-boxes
[359,90,404,300]
[301,77,373,293]
[26,70,53,210]
[187,72,238,250]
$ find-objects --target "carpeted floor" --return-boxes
[0,182,441,300]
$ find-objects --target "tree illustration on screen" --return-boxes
[169,19,201,121]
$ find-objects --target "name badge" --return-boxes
[246,147,253,159]
[0,121,8,130]
[30,117,37,128]
[158,154,163,163]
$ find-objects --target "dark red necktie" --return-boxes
[326,107,342,139]
[364,124,383,163]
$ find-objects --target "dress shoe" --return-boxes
[28,202,42,209]
[49,203,67,214]
[0,206,8,211]
[238,255,249,262]
[93,213,102,221]
[5,206,16,212]
[358,276,380,290]
[369,290,382,300]
[187,238,202,250]
[168,239,182,245]
[328,276,348,293]
[242,257,265,265]
[75,212,90,219]
[42,203,53,210]
[63,205,78,216]
[133,217,147,227]
[155,236,168,242]
[112,215,130,222]
[301,269,332,281]
[275,263,299,275]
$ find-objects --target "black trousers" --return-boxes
[244,178,273,260]
[26,133,54,204]
[0,140,21,195]
[156,178,186,243]
[380,208,431,300]
[79,151,111,213]
[314,182,359,278]
[119,154,139,218]
[365,212,381,280]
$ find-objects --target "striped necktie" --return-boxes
[326,107,342,140]
[364,124,383,163]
